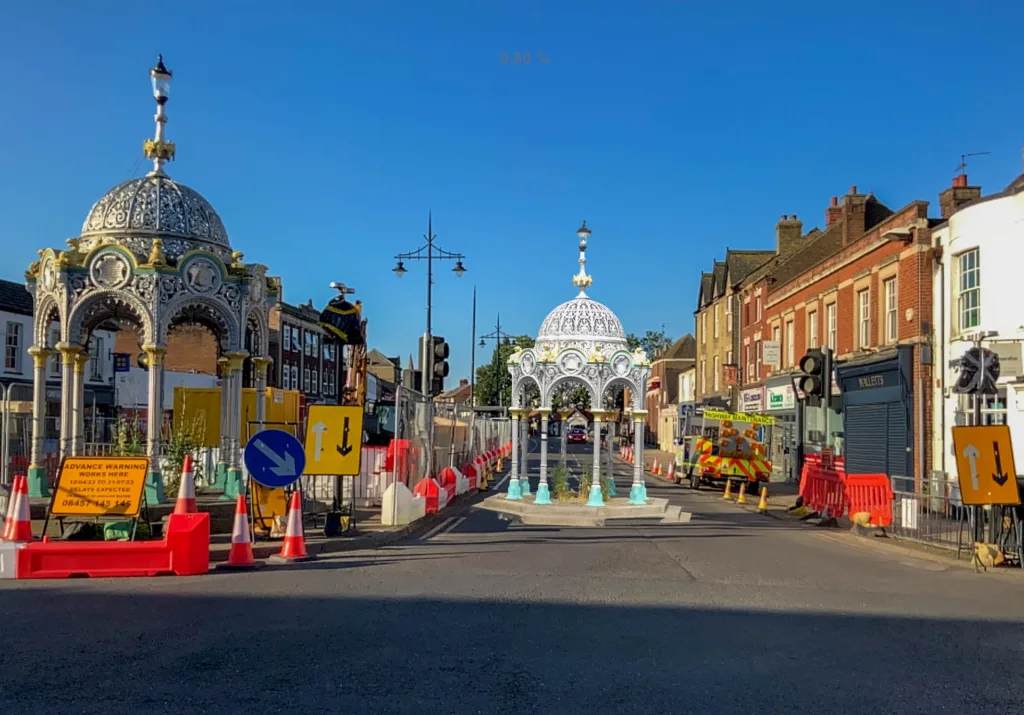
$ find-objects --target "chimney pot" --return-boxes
[953,174,968,188]
[830,196,838,207]
[850,185,858,194]
[780,214,786,221]
[791,214,797,220]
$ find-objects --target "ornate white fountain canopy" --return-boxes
[534,220,628,357]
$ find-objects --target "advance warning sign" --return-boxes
[51,456,150,517]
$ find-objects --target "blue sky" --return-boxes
[2,1,1023,383]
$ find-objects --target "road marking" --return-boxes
[421,516,458,541]
[442,516,466,535]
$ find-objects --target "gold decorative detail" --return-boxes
[507,345,524,365]
[73,352,90,374]
[142,345,168,366]
[28,346,53,369]
[538,345,557,363]
[587,346,608,363]
[56,342,83,365]
[143,238,167,268]
[252,356,274,376]
[632,348,651,367]
[224,350,250,372]
[572,273,593,289]
[143,139,176,162]
[25,261,41,280]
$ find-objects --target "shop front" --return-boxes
[764,376,798,482]
[835,347,913,478]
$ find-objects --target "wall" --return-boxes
[932,187,1024,484]
[115,367,218,408]
[114,326,218,375]
[695,293,737,405]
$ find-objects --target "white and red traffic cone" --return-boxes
[173,454,198,515]
[270,491,314,563]
[2,475,24,541]
[4,476,32,543]
[216,495,263,571]
[666,461,676,482]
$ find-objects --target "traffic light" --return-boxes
[430,336,450,395]
[797,348,832,402]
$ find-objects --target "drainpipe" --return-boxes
[936,241,947,482]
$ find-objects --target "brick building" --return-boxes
[644,334,696,449]
[268,299,343,404]
[694,250,774,410]
[738,185,939,482]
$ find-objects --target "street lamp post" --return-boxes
[393,213,467,393]
[479,315,514,408]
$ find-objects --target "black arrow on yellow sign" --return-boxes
[993,440,1009,487]
[337,416,354,457]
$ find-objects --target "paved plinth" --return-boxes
[478,493,691,526]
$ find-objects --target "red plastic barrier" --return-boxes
[437,468,458,503]
[845,473,894,527]
[463,463,478,490]
[799,464,846,518]
[16,513,210,579]
[386,440,416,484]
[413,478,440,514]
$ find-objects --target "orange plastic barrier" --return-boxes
[844,473,894,527]
[437,468,457,503]
[799,464,846,518]
[386,440,417,484]
[16,512,210,579]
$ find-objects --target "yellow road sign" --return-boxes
[303,404,364,476]
[952,425,1021,506]
[51,456,150,517]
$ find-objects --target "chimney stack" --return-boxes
[775,214,804,255]
[839,185,868,246]
[939,175,982,218]
[825,196,842,228]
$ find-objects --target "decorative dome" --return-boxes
[536,294,628,355]
[80,174,230,248]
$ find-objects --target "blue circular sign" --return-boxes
[243,429,306,488]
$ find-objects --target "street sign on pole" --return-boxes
[303,404,365,476]
[244,429,307,489]
[952,424,1020,506]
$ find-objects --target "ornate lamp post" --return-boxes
[393,214,467,393]
[479,315,513,408]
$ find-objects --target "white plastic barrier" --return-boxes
[453,467,470,496]
[381,482,427,526]
[0,542,25,579]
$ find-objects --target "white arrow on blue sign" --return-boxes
[243,429,307,489]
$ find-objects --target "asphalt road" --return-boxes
[2,442,1024,714]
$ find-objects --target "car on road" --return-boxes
[567,426,588,443]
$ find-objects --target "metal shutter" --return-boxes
[887,401,911,478]
[844,404,888,474]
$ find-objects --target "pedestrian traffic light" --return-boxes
[797,348,832,402]
[430,336,450,396]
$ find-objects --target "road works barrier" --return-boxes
[799,464,847,519]
[844,473,895,527]
[15,512,209,579]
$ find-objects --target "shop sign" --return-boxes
[841,369,898,393]
[989,342,1022,379]
[740,387,764,412]
[766,383,795,411]
[763,341,781,367]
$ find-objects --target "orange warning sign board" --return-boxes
[51,457,151,517]
[952,425,1021,506]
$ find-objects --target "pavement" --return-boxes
[2,440,1024,714]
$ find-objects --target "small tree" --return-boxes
[162,413,206,496]
[111,415,146,457]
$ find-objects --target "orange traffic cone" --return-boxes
[667,461,676,481]
[216,495,264,571]
[173,453,198,515]
[271,490,315,563]
[5,475,32,542]
[653,460,661,476]
[2,475,24,541]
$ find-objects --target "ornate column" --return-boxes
[535,409,552,504]
[27,347,52,497]
[72,352,89,456]
[224,350,249,500]
[629,410,648,504]
[559,412,567,465]
[252,356,273,431]
[213,356,230,492]
[588,410,605,507]
[143,345,167,504]
[605,421,618,497]
[506,409,522,500]
[519,415,531,496]
[56,343,81,461]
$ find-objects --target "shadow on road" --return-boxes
[0,589,1019,714]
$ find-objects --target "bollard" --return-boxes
[757,485,769,514]
[722,479,732,501]
[736,482,748,505]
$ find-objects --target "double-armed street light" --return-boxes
[479,315,514,408]
[393,213,467,394]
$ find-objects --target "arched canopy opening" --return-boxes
[67,290,152,348]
